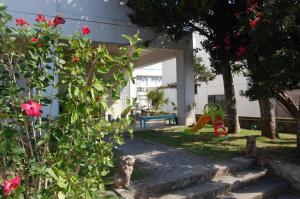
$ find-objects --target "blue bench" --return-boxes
[140,114,177,128]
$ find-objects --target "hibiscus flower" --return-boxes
[48,15,65,27]
[21,100,42,117]
[36,14,46,22]
[82,25,91,35]
[2,176,21,197]
[31,37,39,43]
[249,17,260,28]
[15,18,29,26]
[237,46,247,58]
[72,55,79,63]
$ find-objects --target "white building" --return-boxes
[130,64,162,109]
[4,0,196,125]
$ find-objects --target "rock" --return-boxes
[267,159,300,190]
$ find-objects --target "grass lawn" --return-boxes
[134,125,298,161]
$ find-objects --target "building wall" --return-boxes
[162,58,177,113]
[195,75,261,117]
[3,0,155,44]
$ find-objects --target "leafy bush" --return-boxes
[0,4,141,198]
[146,89,169,112]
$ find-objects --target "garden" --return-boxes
[0,0,300,198]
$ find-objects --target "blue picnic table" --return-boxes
[140,114,177,128]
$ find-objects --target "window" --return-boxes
[208,95,226,111]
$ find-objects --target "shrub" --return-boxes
[146,89,169,112]
[0,4,141,198]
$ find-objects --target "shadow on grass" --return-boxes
[134,128,299,161]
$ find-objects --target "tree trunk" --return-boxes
[258,98,277,139]
[221,62,240,134]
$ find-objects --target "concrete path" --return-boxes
[116,136,214,184]
[114,136,300,199]
[114,136,255,198]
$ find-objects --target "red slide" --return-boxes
[213,120,227,138]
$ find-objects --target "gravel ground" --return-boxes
[116,136,215,185]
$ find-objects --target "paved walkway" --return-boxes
[115,136,256,198]
[116,136,214,184]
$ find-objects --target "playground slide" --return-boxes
[191,114,211,131]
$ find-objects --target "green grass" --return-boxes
[135,125,298,161]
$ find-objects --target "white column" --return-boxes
[176,48,195,125]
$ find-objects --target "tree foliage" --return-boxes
[193,55,215,85]
[241,0,300,99]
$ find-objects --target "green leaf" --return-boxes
[93,82,103,91]
[57,177,67,188]
[85,191,92,199]
[58,191,65,199]
[122,34,133,45]
[12,147,25,155]
[98,183,105,192]
[47,168,59,180]
[0,128,18,138]
[71,111,78,123]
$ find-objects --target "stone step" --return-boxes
[115,157,256,198]
[268,191,300,199]
[217,176,288,199]
[156,169,268,199]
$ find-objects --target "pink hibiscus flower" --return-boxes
[36,14,46,22]
[15,18,29,26]
[2,176,21,197]
[82,25,91,35]
[21,100,42,117]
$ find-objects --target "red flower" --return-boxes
[53,15,65,26]
[47,20,54,26]
[247,6,255,14]
[237,46,247,58]
[49,15,65,27]
[2,176,21,197]
[72,55,79,63]
[36,14,46,22]
[249,17,260,28]
[21,100,42,117]
[15,18,29,26]
[31,37,39,43]
[238,46,246,53]
[82,25,91,35]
